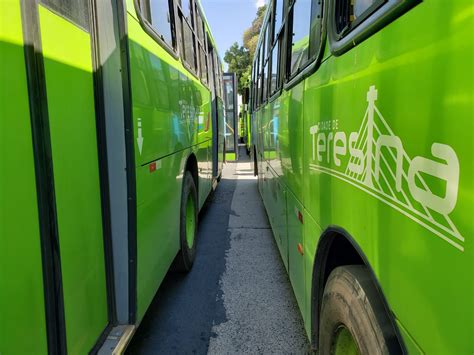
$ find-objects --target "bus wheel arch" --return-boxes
[184,153,199,197]
[310,227,406,353]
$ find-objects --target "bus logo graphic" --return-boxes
[309,86,464,251]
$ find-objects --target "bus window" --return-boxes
[208,45,215,93]
[256,48,261,107]
[354,0,380,17]
[274,0,284,42]
[197,11,205,42]
[335,0,384,35]
[270,40,279,94]
[251,65,257,110]
[329,0,416,56]
[177,0,192,21]
[147,0,173,47]
[309,0,324,59]
[182,17,197,71]
[262,26,268,63]
[270,0,287,95]
[266,20,272,58]
[263,59,268,101]
[200,47,208,83]
[260,38,266,101]
[289,0,312,76]
[196,9,208,84]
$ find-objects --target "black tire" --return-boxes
[174,171,198,272]
[319,266,393,355]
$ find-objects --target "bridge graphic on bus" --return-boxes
[309,86,464,252]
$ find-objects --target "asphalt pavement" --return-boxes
[127,150,309,354]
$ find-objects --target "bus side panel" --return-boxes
[259,106,270,201]
[128,13,214,320]
[280,85,304,199]
[196,136,212,208]
[302,210,322,341]
[196,84,213,208]
[38,6,109,352]
[286,190,305,321]
[259,98,290,268]
[302,1,473,352]
[135,142,212,319]
[136,152,183,320]
[0,3,48,353]
[267,167,288,271]
[257,110,265,194]
[267,98,282,175]
[127,16,182,320]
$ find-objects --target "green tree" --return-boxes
[224,42,251,94]
[243,5,267,59]
[224,5,267,94]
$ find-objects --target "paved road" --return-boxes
[127,152,309,354]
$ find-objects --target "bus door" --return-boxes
[0,2,50,353]
[30,0,112,352]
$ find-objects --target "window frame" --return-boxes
[334,0,385,38]
[255,48,262,110]
[260,19,271,105]
[252,55,259,111]
[328,0,420,56]
[269,36,281,98]
[176,0,199,75]
[250,65,256,112]
[286,0,319,80]
[283,0,326,90]
[268,0,288,101]
[212,52,224,99]
[273,0,285,43]
[134,0,215,88]
[207,42,216,96]
[195,2,209,85]
[134,0,179,59]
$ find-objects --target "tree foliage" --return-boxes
[223,42,251,94]
[243,5,267,59]
[223,5,267,95]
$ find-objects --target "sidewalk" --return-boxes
[208,153,309,354]
[127,150,308,354]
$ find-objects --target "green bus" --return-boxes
[1,0,224,353]
[250,0,473,353]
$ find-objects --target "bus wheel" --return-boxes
[319,266,389,354]
[175,171,198,272]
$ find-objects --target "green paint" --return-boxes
[226,152,236,161]
[253,1,473,353]
[127,11,218,321]
[333,327,359,355]
[0,2,48,353]
[38,6,108,353]
[2,0,226,349]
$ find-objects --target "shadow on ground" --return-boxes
[126,163,237,354]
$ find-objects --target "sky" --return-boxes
[200,0,268,70]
